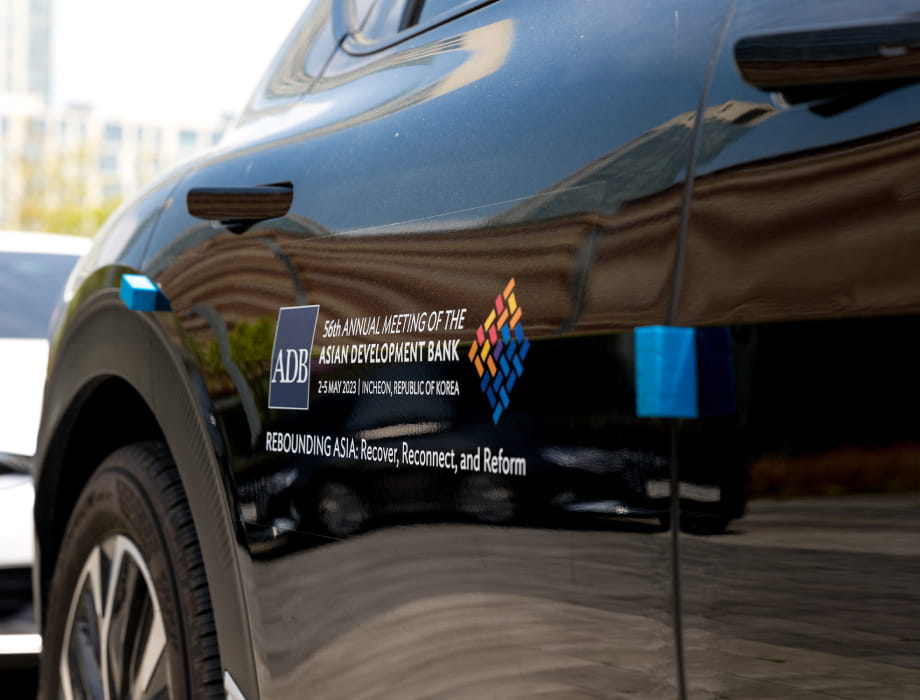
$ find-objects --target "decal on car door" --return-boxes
[268,305,321,410]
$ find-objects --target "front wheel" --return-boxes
[38,443,223,700]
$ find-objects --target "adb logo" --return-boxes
[268,305,320,411]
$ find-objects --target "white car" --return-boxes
[0,231,89,660]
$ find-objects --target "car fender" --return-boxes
[34,285,259,699]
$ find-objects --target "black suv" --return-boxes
[34,1,920,698]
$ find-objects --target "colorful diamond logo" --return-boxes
[468,278,530,423]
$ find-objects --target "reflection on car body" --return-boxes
[31,1,920,699]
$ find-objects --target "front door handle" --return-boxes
[187,183,293,233]
[736,21,920,103]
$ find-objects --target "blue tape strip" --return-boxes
[635,325,699,419]
[120,274,170,312]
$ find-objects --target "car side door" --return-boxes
[673,1,920,697]
[142,0,734,697]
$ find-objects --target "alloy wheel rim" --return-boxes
[60,534,171,700]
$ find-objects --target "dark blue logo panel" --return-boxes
[268,305,320,411]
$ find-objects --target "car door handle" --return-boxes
[187,183,293,232]
[735,21,920,102]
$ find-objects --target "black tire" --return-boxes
[680,513,731,535]
[317,480,369,538]
[38,442,222,700]
[455,474,516,525]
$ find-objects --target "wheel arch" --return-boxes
[34,288,259,700]
[34,374,164,606]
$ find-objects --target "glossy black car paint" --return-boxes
[33,0,919,698]
[673,2,920,696]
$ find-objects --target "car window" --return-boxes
[0,252,80,338]
[348,0,379,31]
[358,0,410,42]
[354,0,488,46]
[405,0,470,27]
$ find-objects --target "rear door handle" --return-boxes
[736,21,920,102]
[187,183,293,233]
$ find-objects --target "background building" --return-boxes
[0,0,52,100]
[0,96,229,231]
[0,0,229,232]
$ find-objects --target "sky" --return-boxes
[53,0,309,124]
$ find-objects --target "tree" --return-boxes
[13,145,122,236]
